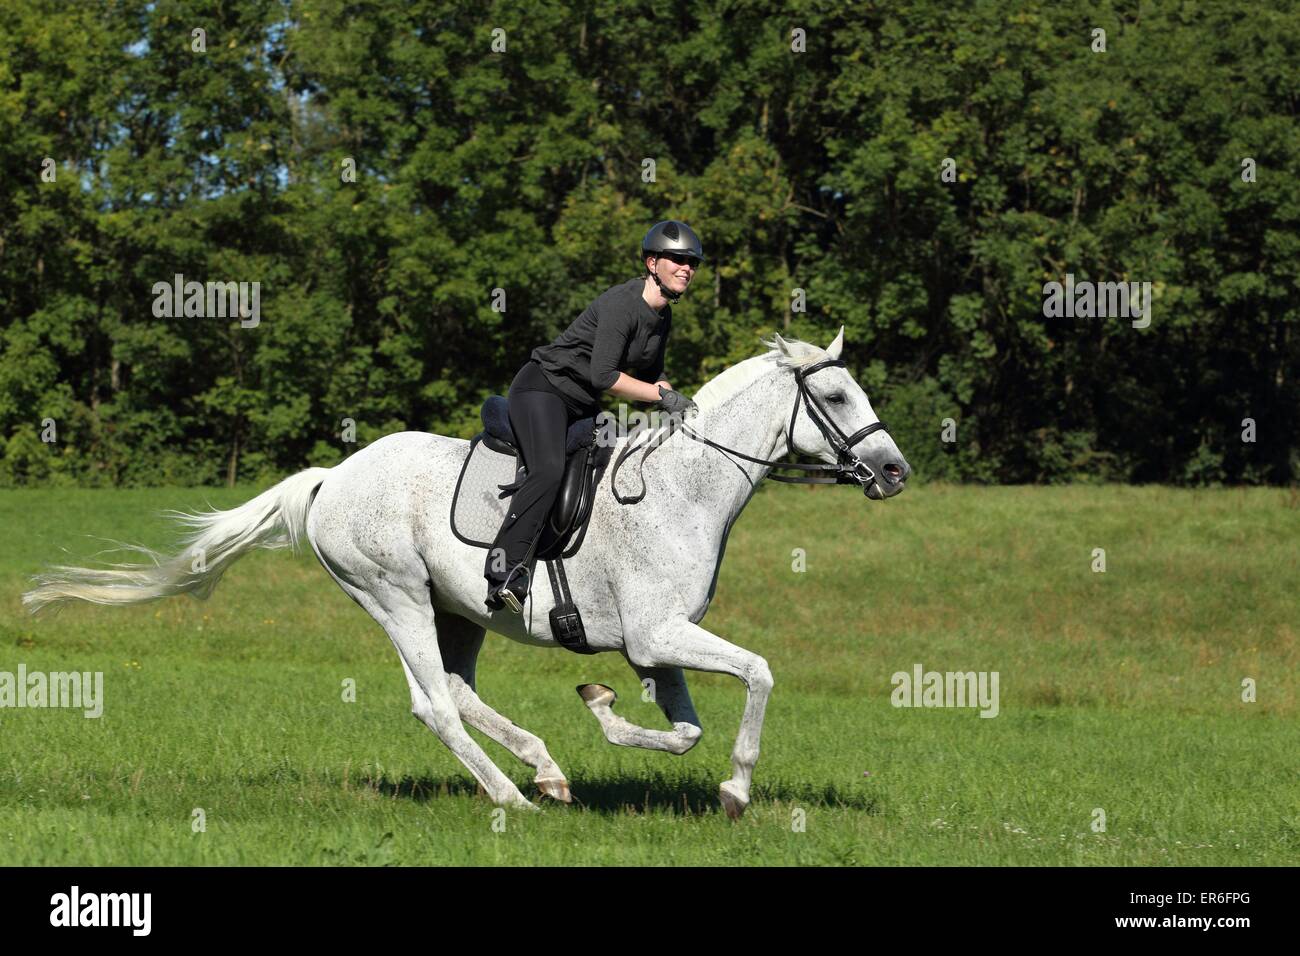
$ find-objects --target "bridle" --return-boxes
[611,357,892,505]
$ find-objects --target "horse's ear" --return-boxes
[825,326,845,361]
[772,333,795,358]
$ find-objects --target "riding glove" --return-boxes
[657,386,698,417]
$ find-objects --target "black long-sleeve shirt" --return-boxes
[530,277,671,414]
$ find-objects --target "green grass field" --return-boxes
[0,483,1295,865]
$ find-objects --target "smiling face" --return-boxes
[646,251,698,296]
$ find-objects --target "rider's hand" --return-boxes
[657,385,698,418]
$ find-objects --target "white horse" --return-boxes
[23,329,909,818]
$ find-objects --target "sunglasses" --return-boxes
[658,251,702,269]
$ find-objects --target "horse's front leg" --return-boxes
[627,619,773,819]
[576,663,703,755]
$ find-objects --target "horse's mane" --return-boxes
[693,335,827,412]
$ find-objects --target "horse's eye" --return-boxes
[828,394,845,404]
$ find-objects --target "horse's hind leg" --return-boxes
[577,664,703,755]
[432,608,572,803]
[317,555,534,811]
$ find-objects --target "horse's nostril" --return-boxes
[884,462,903,480]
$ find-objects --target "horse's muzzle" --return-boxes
[863,458,909,499]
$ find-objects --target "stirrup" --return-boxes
[493,566,530,614]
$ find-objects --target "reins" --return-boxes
[610,358,892,505]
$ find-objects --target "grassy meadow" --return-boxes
[0,482,1295,865]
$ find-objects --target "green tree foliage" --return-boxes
[1,0,1296,486]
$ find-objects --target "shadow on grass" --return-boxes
[361,770,879,816]
[368,775,481,802]
[570,775,879,816]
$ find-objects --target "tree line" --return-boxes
[1,0,1296,487]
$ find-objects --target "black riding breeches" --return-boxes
[483,361,594,586]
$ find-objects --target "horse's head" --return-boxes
[768,328,910,500]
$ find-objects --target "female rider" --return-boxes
[484,220,704,612]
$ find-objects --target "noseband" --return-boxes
[777,357,891,487]
[611,358,892,505]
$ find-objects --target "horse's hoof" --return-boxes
[718,781,749,820]
[500,792,540,812]
[576,683,617,708]
[536,777,572,803]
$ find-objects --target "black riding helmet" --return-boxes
[641,220,705,303]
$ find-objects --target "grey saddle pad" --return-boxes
[450,437,524,549]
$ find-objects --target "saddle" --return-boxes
[474,396,602,552]
[449,396,609,653]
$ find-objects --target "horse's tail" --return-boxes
[21,467,332,615]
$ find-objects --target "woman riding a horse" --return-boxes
[482,221,704,612]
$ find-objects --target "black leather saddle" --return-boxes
[478,395,602,559]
